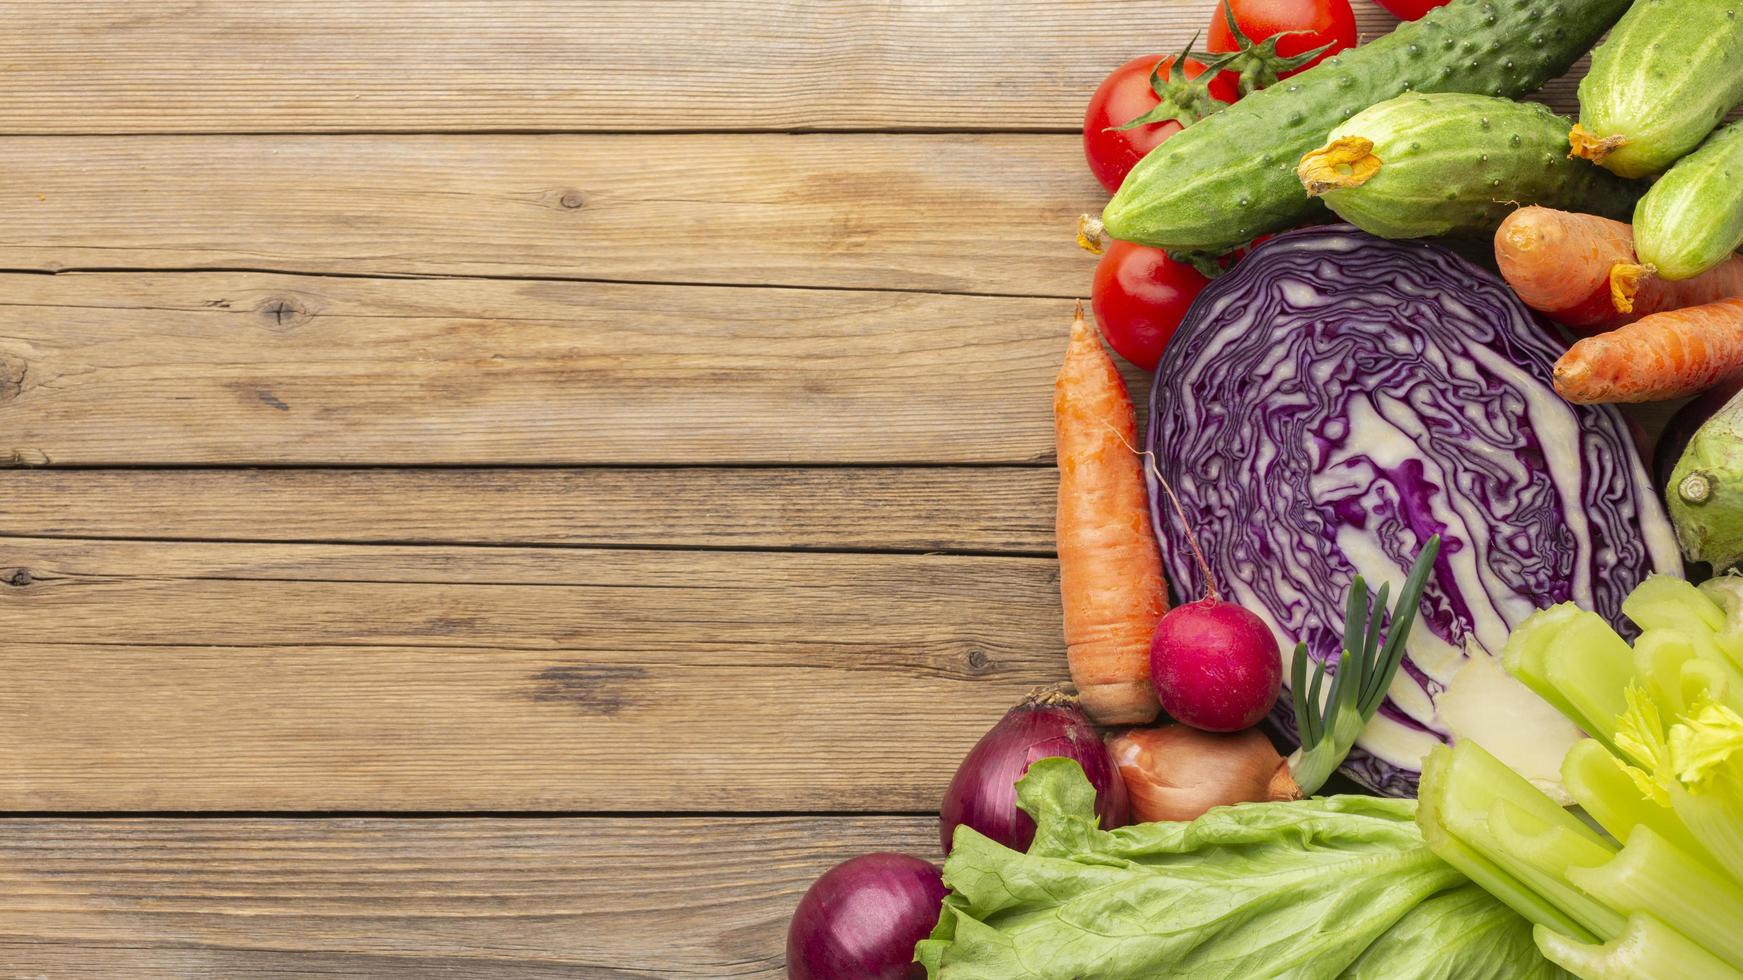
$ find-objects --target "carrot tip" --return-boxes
[1569,124,1627,164]
[1609,263,1654,314]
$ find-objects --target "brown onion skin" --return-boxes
[787,852,944,980]
[940,692,1129,853]
[1109,724,1299,824]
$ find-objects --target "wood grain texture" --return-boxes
[0,134,1098,292]
[0,0,1509,135]
[0,271,1082,465]
[0,815,934,977]
[0,467,1057,553]
[0,537,1065,810]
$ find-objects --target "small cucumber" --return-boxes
[1634,121,1743,281]
[1574,0,1743,178]
[1297,95,1640,240]
[1101,0,1632,255]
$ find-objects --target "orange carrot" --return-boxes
[1055,302,1166,725]
[1495,207,1743,336]
[1555,299,1743,404]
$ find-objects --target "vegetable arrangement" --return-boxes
[790,0,1743,974]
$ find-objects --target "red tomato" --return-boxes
[1090,240,1211,372]
[1083,54,1236,195]
[1370,0,1450,20]
[1206,0,1358,93]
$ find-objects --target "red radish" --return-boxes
[1145,459,1283,732]
[1150,600,1282,731]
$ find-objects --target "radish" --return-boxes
[1145,465,1282,732]
[1150,598,1280,731]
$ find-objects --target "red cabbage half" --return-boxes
[1146,226,1680,797]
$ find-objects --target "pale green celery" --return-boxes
[1503,604,1591,731]
[1486,799,1627,941]
[1633,628,1743,718]
[1699,577,1743,666]
[1567,825,1743,970]
[1614,685,1676,782]
[1417,744,1605,942]
[1628,575,1727,635]
[1663,703,1743,884]
[1561,739,1704,859]
[1535,914,1743,980]
[1542,613,1637,748]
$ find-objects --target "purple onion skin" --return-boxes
[787,852,945,980]
[939,697,1129,853]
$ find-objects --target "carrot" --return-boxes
[1494,207,1743,336]
[1555,299,1743,404]
[1055,302,1166,725]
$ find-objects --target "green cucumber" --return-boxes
[1297,94,1640,240]
[1574,0,1743,179]
[1634,121,1743,280]
[1100,0,1632,255]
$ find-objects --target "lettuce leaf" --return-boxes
[918,758,1565,979]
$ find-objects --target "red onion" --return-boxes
[787,852,944,980]
[939,690,1129,853]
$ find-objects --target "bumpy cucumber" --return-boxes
[1634,121,1743,280]
[1298,94,1640,239]
[1101,0,1632,254]
[1574,0,1743,179]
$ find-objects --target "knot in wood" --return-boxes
[6,568,32,587]
[0,352,28,402]
[558,190,586,210]
[256,296,312,330]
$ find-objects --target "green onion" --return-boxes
[1288,534,1440,795]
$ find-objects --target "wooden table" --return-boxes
[0,3,1593,975]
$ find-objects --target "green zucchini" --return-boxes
[1297,95,1640,240]
[1573,0,1743,179]
[1100,0,1632,255]
[1634,121,1743,280]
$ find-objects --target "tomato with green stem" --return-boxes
[1083,44,1237,194]
[1205,0,1357,96]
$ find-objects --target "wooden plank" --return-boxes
[0,0,1487,135]
[0,467,1057,553]
[0,134,1097,292]
[0,815,934,977]
[0,537,1065,810]
[0,272,1078,466]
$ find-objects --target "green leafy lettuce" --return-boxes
[917,758,1564,979]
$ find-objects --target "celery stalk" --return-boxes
[1503,604,1593,734]
[1418,743,1608,942]
[1485,799,1627,941]
[1633,628,1743,718]
[1535,914,1743,980]
[1543,613,1637,747]
[1560,739,1705,860]
[1625,576,1727,636]
[1668,777,1743,885]
[1567,826,1743,970]
[1417,746,1601,942]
